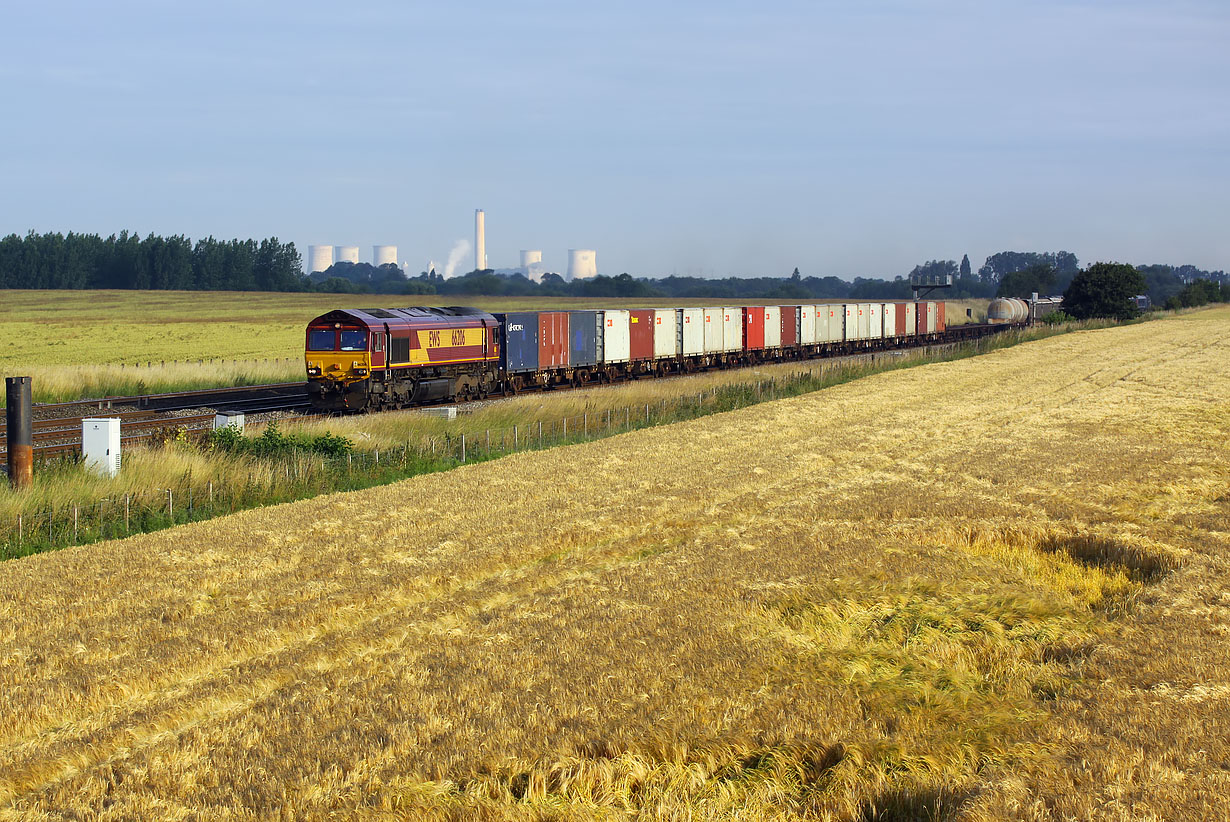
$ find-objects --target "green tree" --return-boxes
[997,262,1057,298]
[959,254,971,278]
[1062,263,1146,320]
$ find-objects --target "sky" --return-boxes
[2,0,1228,279]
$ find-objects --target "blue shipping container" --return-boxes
[497,312,539,373]
[568,311,601,368]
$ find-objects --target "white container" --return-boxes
[82,418,121,477]
[702,307,724,354]
[819,304,842,343]
[882,303,897,338]
[855,304,870,339]
[653,309,678,358]
[721,307,742,352]
[763,306,781,349]
[919,301,936,334]
[600,309,630,363]
[799,305,817,345]
[678,308,704,356]
[213,411,245,433]
[905,302,917,336]
[867,303,883,339]
[844,305,858,340]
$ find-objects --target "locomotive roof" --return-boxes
[307,307,497,328]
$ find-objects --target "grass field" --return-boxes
[0,290,988,403]
[5,307,1223,819]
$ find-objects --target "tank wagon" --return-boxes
[988,296,1065,325]
[306,300,991,412]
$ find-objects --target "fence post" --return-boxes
[17,514,22,547]
[538,420,542,443]
[167,489,173,519]
[563,417,567,437]
[461,433,466,463]
[208,481,213,506]
[125,495,130,533]
[74,506,79,543]
[514,425,519,449]
[486,429,490,452]
[584,412,588,436]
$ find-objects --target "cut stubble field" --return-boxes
[1,307,1227,820]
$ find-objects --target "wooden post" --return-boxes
[125,495,130,532]
[461,433,466,463]
[167,489,173,519]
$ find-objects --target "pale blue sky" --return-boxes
[3,1,1227,278]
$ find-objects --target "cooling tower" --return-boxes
[475,209,487,272]
[520,250,542,269]
[373,245,398,266]
[335,246,360,264]
[307,245,334,274]
[567,249,597,280]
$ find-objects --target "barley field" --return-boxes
[0,290,985,403]
[2,307,1224,820]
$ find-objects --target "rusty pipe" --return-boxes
[5,376,32,489]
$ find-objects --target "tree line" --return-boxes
[2,232,1225,309]
[0,231,305,291]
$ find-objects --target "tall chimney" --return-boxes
[475,209,486,272]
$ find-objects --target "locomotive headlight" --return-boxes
[354,368,368,376]
[307,366,321,376]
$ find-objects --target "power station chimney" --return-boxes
[475,209,486,272]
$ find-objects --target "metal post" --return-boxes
[461,433,466,463]
[5,376,33,489]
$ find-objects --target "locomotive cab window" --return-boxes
[339,329,367,351]
[307,329,335,351]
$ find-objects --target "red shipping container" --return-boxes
[894,303,908,337]
[935,301,947,333]
[538,311,569,368]
[743,307,766,350]
[914,301,927,335]
[780,305,799,347]
[629,309,655,360]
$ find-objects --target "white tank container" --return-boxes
[335,245,360,264]
[653,309,677,358]
[867,303,883,339]
[678,308,704,356]
[799,305,817,345]
[763,306,781,348]
[373,245,398,266]
[882,303,897,337]
[82,418,121,477]
[721,307,742,352]
[600,309,630,363]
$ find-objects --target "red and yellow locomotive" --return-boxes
[304,307,500,411]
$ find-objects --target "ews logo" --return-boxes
[427,329,468,347]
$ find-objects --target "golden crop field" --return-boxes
[0,290,985,403]
[5,307,1223,820]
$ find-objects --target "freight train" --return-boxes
[304,301,1000,412]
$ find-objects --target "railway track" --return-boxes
[2,383,312,460]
